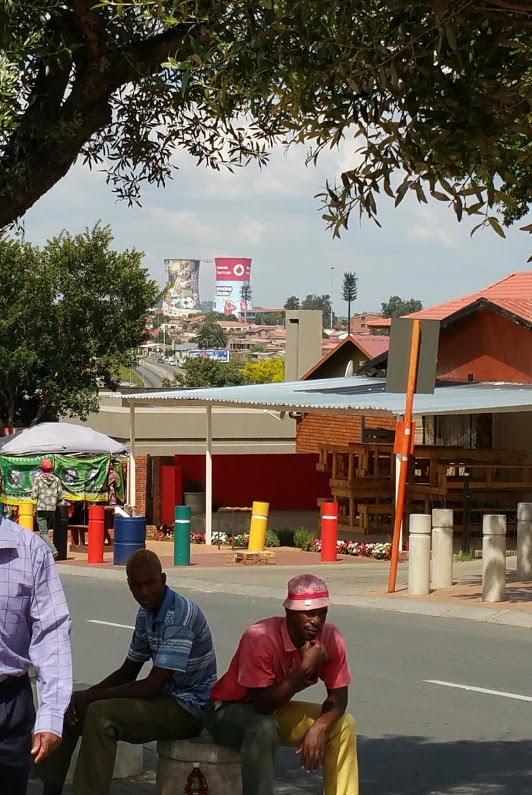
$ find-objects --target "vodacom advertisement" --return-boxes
[214,257,252,315]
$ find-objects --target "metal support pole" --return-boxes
[129,403,136,512]
[461,474,471,555]
[205,405,213,545]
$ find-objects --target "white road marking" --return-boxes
[425,679,532,703]
[87,619,135,630]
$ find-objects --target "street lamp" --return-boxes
[330,267,335,329]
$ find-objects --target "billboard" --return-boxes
[214,257,252,315]
[188,349,230,362]
[162,259,201,315]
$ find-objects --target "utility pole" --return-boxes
[330,267,335,329]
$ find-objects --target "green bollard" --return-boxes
[174,505,191,566]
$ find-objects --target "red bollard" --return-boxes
[321,502,338,563]
[88,505,105,564]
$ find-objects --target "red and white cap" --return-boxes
[282,573,331,611]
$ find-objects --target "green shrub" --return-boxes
[294,528,314,549]
[274,528,295,547]
[265,529,280,547]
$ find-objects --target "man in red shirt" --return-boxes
[205,573,358,795]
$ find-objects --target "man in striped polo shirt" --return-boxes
[36,550,216,795]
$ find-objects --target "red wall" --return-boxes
[173,453,330,510]
[437,307,532,383]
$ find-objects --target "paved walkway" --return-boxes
[57,540,532,628]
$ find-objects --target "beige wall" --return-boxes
[285,310,323,381]
[67,394,296,456]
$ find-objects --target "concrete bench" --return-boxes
[157,730,241,795]
[66,740,143,783]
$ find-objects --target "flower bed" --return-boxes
[304,538,392,560]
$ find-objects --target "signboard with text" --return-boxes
[188,349,230,362]
[214,257,252,314]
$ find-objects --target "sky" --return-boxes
[22,138,532,316]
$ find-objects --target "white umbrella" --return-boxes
[0,422,128,455]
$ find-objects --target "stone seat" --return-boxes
[157,730,241,795]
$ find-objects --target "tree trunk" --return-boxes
[347,300,351,335]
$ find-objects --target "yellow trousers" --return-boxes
[275,700,359,795]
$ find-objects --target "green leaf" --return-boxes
[488,216,506,238]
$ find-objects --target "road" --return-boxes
[47,573,532,794]
[134,358,182,388]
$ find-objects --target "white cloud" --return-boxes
[236,216,265,245]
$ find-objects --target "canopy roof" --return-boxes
[118,376,532,417]
[0,422,128,455]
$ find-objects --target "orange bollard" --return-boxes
[88,505,105,564]
[321,502,338,563]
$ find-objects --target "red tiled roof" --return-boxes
[350,333,390,359]
[302,335,390,379]
[369,272,532,328]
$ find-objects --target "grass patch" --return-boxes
[119,365,144,386]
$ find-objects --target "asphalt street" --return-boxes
[35,572,532,795]
[134,359,181,388]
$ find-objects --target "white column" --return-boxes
[408,514,431,596]
[129,403,136,512]
[205,405,213,545]
[431,509,454,588]
[517,503,532,581]
[482,514,506,602]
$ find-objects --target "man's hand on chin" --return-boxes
[31,732,61,764]
[296,721,327,773]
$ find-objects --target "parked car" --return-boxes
[157,357,164,363]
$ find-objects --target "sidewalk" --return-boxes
[56,540,532,628]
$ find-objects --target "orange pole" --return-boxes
[388,320,421,593]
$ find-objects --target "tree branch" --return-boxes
[0,22,196,228]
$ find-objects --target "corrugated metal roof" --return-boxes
[119,377,532,417]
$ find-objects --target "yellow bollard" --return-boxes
[248,501,270,552]
[18,502,34,532]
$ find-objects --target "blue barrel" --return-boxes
[113,516,146,565]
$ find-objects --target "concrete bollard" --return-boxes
[516,502,532,581]
[408,514,431,596]
[431,509,454,589]
[482,514,506,602]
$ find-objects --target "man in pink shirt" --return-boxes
[206,573,358,795]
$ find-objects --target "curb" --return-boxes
[57,564,532,629]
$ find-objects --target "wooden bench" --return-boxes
[157,731,241,795]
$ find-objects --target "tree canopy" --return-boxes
[242,359,284,384]
[193,320,228,349]
[2,2,532,239]
[381,296,424,318]
[0,223,160,433]
[167,358,243,388]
